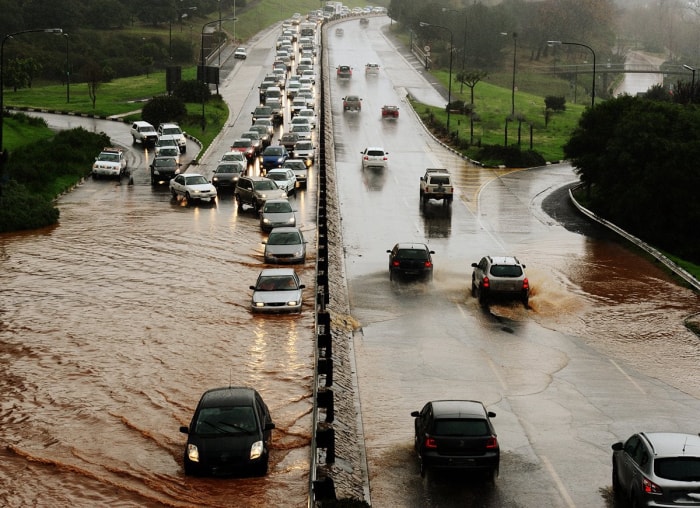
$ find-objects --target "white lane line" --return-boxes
[541,454,577,507]
[609,358,646,394]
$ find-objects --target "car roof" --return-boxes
[269,227,300,234]
[641,432,700,458]
[199,386,258,408]
[267,168,292,174]
[488,256,521,265]
[395,243,429,250]
[259,268,298,277]
[430,400,489,419]
[365,146,385,151]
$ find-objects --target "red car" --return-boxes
[231,138,257,162]
[382,105,399,119]
[336,65,352,78]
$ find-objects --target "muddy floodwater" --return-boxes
[0,185,317,507]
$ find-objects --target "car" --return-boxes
[251,105,273,124]
[300,69,316,84]
[240,131,263,155]
[157,123,187,153]
[249,268,305,313]
[263,227,306,264]
[335,27,344,36]
[381,105,399,119]
[470,256,530,307]
[343,95,362,111]
[298,90,315,109]
[150,156,181,185]
[336,65,352,78]
[291,96,308,117]
[297,108,317,128]
[234,175,288,211]
[282,159,308,187]
[130,120,158,146]
[248,124,272,148]
[253,118,275,137]
[387,242,434,281]
[287,81,302,99]
[292,141,315,166]
[260,145,289,172]
[155,135,180,155]
[169,173,217,204]
[290,116,311,130]
[361,147,389,169]
[411,400,499,480]
[154,145,180,164]
[259,199,296,232]
[92,147,127,179]
[234,46,247,59]
[219,151,248,164]
[212,161,246,190]
[179,386,275,476]
[360,17,369,25]
[230,138,257,162]
[266,99,284,126]
[279,132,300,151]
[290,124,311,141]
[365,63,380,75]
[266,168,297,195]
[611,432,700,507]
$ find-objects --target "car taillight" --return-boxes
[424,260,432,268]
[522,277,529,290]
[485,436,498,449]
[482,276,490,289]
[392,260,400,267]
[642,477,662,495]
[424,436,437,449]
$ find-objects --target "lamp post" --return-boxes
[64,33,70,103]
[442,8,468,94]
[200,17,235,130]
[419,21,454,133]
[1,28,63,156]
[548,40,596,108]
[683,64,696,102]
[501,32,517,116]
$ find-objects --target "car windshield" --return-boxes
[233,140,251,148]
[194,406,257,435]
[268,232,302,245]
[367,150,385,156]
[221,153,244,161]
[265,148,284,156]
[99,153,120,162]
[267,173,288,181]
[433,419,489,437]
[184,175,208,185]
[431,176,450,185]
[216,164,242,174]
[156,158,176,167]
[654,457,700,481]
[162,127,180,135]
[490,265,523,277]
[398,249,428,260]
[296,142,312,150]
[284,162,305,170]
[254,180,278,191]
[159,148,178,156]
[256,275,298,291]
[264,201,292,213]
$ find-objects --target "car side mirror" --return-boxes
[299,284,306,289]
[410,411,420,417]
[179,426,189,434]
[249,285,256,290]
[430,250,435,254]
[487,411,496,418]
[471,263,478,267]
[611,442,623,451]
[265,422,276,431]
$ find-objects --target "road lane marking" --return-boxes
[541,454,577,507]
[609,358,646,394]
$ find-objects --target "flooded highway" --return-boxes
[1,15,699,508]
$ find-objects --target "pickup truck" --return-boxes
[419,168,454,205]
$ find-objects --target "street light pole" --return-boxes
[442,8,468,94]
[548,40,596,108]
[1,28,63,156]
[683,64,696,102]
[200,17,235,131]
[64,33,70,103]
[420,21,454,134]
[501,32,517,116]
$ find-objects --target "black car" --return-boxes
[387,243,435,281]
[411,400,499,480]
[179,387,275,477]
[211,161,246,190]
[150,156,180,185]
[612,432,700,507]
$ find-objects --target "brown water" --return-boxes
[0,182,316,507]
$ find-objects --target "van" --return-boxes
[264,86,282,104]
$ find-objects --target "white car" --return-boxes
[92,147,127,179]
[365,63,380,75]
[220,151,247,164]
[361,147,389,170]
[292,141,315,165]
[290,124,312,141]
[265,168,297,195]
[234,47,247,59]
[157,123,187,153]
[249,268,305,313]
[169,173,217,203]
[290,116,311,130]
[297,108,317,128]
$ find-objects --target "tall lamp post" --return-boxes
[442,8,468,94]
[683,64,696,102]
[64,34,70,103]
[200,17,235,130]
[1,28,63,156]
[548,40,596,108]
[501,32,517,116]
[419,21,454,133]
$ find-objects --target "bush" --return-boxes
[474,145,546,168]
[545,96,566,111]
[141,95,188,128]
[0,180,59,232]
[173,79,212,103]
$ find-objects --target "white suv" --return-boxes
[361,147,388,169]
[130,121,158,146]
[471,256,530,308]
[157,123,187,153]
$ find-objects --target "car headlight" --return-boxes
[250,440,264,460]
[287,217,295,224]
[293,249,303,257]
[186,443,200,463]
[286,300,299,306]
[254,301,265,308]
[212,176,219,182]
[262,218,271,224]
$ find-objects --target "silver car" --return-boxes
[471,255,530,307]
[263,227,306,264]
[259,199,296,232]
[249,268,305,313]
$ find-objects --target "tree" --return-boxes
[457,70,488,106]
[141,95,187,127]
[81,60,102,109]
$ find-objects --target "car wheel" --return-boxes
[171,189,178,198]
[185,192,192,205]
[418,458,426,477]
[236,195,243,211]
[478,287,488,306]
[522,294,529,309]
[486,467,498,485]
[253,198,260,211]
[389,269,393,281]
[255,458,269,477]
[611,463,621,498]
